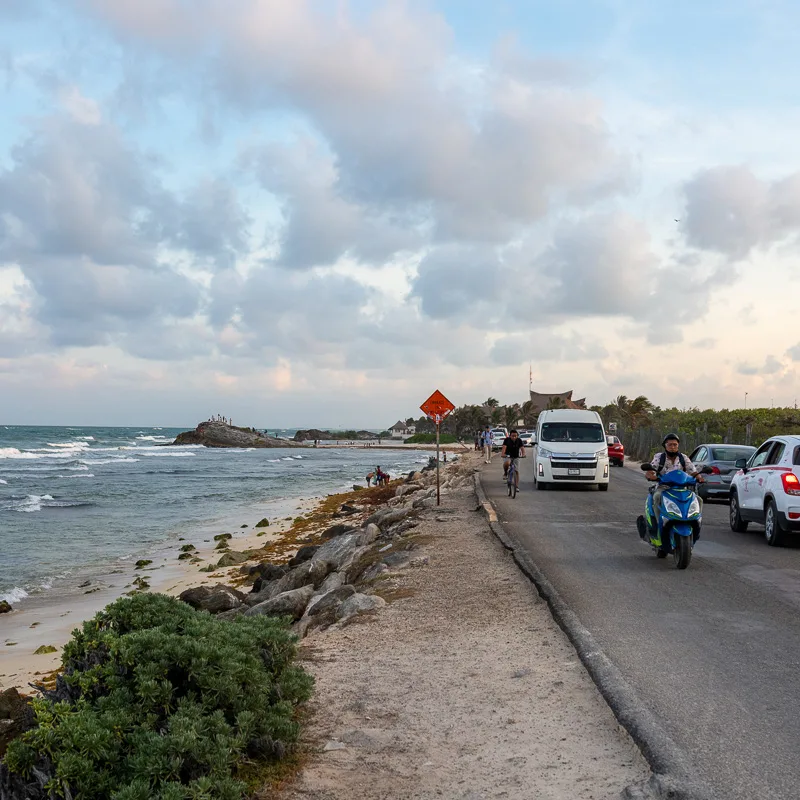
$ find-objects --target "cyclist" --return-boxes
[501,429,525,490]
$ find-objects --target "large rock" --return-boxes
[366,506,414,530]
[307,584,357,618]
[0,601,11,614]
[216,551,249,568]
[336,593,386,621]
[0,688,34,758]
[172,421,306,449]
[320,523,357,540]
[245,585,315,620]
[288,544,319,567]
[357,523,381,546]
[311,533,368,572]
[179,585,244,614]
[247,559,332,606]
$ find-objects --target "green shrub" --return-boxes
[403,433,459,444]
[0,593,313,800]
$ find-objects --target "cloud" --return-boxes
[490,331,608,367]
[78,0,630,247]
[683,165,800,257]
[737,355,783,376]
[787,343,800,361]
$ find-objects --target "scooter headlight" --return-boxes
[662,498,681,516]
[688,497,701,517]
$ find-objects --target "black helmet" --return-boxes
[662,433,680,446]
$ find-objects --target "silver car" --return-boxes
[689,444,757,500]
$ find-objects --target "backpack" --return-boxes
[656,451,686,474]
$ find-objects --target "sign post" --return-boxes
[420,390,456,506]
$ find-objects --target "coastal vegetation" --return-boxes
[405,394,800,456]
[0,594,312,800]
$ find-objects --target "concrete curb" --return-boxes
[474,472,713,800]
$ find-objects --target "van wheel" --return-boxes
[537,481,547,490]
[598,483,609,492]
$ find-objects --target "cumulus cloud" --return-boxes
[77,0,629,247]
[683,165,800,257]
[787,343,800,361]
[737,355,783,376]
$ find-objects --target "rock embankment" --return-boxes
[172,421,305,448]
[176,460,472,636]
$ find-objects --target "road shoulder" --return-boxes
[276,457,650,799]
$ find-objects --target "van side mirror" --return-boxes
[734,458,748,471]
[640,463,653,471]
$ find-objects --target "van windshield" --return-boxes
[541,423,604,443]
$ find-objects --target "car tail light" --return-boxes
[710,466,721,475]
[781,473,800,496]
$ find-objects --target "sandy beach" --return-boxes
[0,493,319,690]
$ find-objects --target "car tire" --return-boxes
[764,499,785,547]
[536,481,547,490]
[598,483,609,492]
[729,491,749,532]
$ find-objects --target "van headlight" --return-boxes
[595,448,608,459]
[538,448,554,458]
[688,497,701,517]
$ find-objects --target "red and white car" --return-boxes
[729,435,800,546]
[606,435,625,467]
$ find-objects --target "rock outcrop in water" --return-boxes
[171,421,305,449]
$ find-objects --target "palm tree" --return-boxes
[628,396,654,428]
[546,396,566,410]
[504,403,522,430]
[484,397,500,408]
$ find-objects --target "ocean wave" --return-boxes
[139,452,196,458]
[0,478,7,484]
[2,494,93,512]
[79,458,139,465]
[56,474,95,479]
[136,435,171,442]
[46,441,92,449]
[0,586,29,604]
[77,436,95,441]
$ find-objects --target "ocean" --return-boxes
[0,426,431,608]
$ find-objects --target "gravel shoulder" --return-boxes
[276,456,650,799]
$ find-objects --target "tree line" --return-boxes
[405,395,800,456]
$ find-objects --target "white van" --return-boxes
[532,409,609,491]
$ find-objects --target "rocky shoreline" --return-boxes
[174,456,462,636]
[172,420,306,448]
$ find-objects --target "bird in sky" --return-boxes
[674,218,681,222]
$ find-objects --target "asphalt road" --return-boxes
[482,459,800,800]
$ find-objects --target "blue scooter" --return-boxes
[636,463,713,569]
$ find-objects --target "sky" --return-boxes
[1,0,800,428]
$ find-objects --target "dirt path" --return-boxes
[276,464,650,799]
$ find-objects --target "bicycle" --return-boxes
[506,459,518,498]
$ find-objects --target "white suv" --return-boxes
[729,435,800,546]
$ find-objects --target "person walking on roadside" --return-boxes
[482,425,493,464]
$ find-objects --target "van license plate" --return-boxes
[568,468,580,475]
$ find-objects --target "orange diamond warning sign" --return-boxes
[420,389,455,422]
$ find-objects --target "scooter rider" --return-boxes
[645,433,705,520]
